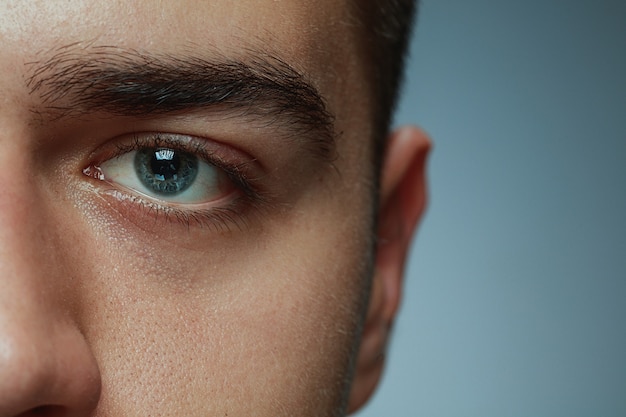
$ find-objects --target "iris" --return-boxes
[134,148,198,195]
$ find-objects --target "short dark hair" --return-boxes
[352,0,418,154]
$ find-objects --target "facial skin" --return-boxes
[0,1,429,416]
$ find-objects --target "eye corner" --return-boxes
[82,164,105,181]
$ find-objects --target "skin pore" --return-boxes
[0,1,429,416]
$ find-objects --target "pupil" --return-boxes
[151,149,180,181]
[135,147,199,196]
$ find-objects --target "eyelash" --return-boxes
[84,132,266,231]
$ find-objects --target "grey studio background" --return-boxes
[357,1,626,417]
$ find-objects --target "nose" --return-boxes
[0,310,101,416]
[0,167,101,415]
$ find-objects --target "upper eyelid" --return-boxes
[88,131,254,170]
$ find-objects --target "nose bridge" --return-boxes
[0,128,102,415]
[0,131,50,302]
[0,165,57,358]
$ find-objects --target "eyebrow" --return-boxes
[26,45,336,160]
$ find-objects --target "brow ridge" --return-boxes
[26,45,336,160]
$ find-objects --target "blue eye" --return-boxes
[135,148,198,195]
[99,147,230,204]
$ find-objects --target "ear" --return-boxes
[347,125,430,414]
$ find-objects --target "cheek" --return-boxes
[64,189,373,416]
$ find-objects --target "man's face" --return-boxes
[0,1,380,416]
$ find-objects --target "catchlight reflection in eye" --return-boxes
[135,148,199,195]
[96,147,230,204]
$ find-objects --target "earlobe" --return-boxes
[347,126,430,414]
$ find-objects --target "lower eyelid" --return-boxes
[94,185,254,233]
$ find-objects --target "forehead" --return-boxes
[0,1,356,78]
